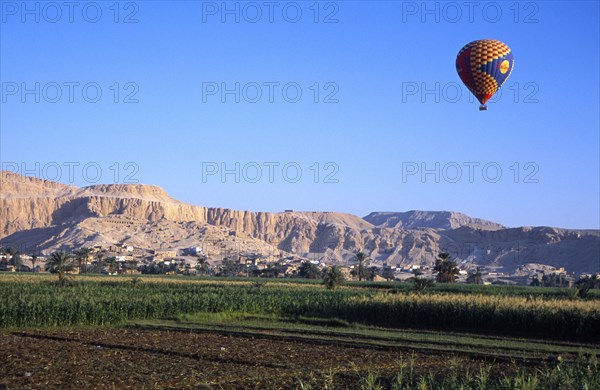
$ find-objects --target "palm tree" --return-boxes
[6,247,22,271]
[354,251,370,281]
[434,252,459,283]
[74,247,92,274]
[195,255,209,276]
[323,266,344,290]
[299,261,321,279]
[466,267,484,284]
[93,253,105,274]
[381,266,395,282]
[45,251,76,283]
[105,257,118,274]
[11,253,24,272]
[30,254,39,272]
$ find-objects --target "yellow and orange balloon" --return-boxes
[456,39,514,110]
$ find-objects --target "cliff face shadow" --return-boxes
[0,225,75,253]
[50,198,98,225]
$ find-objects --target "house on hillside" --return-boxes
[153,250,177,260]
[122,244,134,252]
[115,255,134,262]
[185,247,204,256]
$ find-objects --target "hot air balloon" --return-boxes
[456,39,514,110]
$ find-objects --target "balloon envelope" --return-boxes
[456,39,514,107]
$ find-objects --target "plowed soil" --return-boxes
[0,327,479,389]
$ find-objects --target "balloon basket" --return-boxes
[479,105,488,111]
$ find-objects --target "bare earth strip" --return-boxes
[1,328,501,389]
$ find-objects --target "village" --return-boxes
[0,242,593,288]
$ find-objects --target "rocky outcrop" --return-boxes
[1,172,599,273]
[364,211,505,230]
[0,172,375,256]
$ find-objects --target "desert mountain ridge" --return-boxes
[364,211,505,231]
[1,171,599,274]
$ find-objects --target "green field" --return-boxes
[1,273,599,340]
[1,273,599,388]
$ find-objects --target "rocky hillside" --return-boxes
[1,171,598,274]
[364,211,504,230]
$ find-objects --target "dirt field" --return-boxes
[0,327,485,389]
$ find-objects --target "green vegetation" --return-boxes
[576,274,600,299]
[381,266,395,281]
[466,267,484,284]
[322,266,344,290]
[434,252,459,283]
[195,254,210,276]
[298,261,321,279]
[132,313,600,388]
[1,274,599,341]
[1,273,599,387]
[44,251,76,283]
[296,356,600,390]
[352,251,370,281]
[132,312,600,360]
[73,247,92,273]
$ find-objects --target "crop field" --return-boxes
[1,273,599,340]
[0,273,599,389]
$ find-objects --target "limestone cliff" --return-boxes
[1,171,598,273]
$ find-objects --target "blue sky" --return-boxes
[1,1,599,229]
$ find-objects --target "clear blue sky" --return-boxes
[1,1,599,229]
